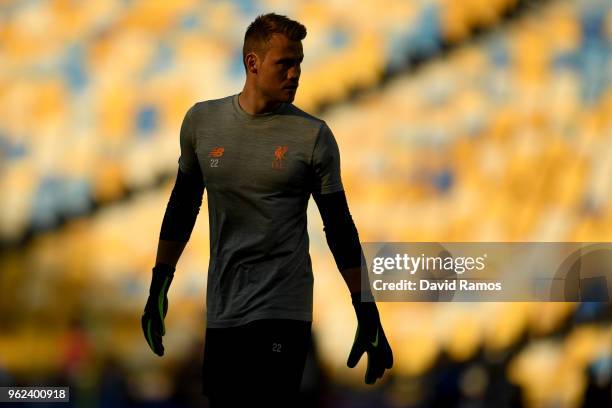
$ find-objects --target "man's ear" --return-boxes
[245,53,258,74]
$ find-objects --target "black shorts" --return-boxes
[202,318,312,407]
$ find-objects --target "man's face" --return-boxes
[255,33,303,103]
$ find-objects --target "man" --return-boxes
[142,13,392,407]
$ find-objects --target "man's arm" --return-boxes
[312,190,365,294]
[143,103,204,357]
[312,189,393,384]
[155,167,205,267]
[142,167,204,356]
[156,240,188,268]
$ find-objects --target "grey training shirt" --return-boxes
[178,93,344,328]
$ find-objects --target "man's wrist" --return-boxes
[153,262,176,275]
[148,263,175,297]
[351,292,381,335]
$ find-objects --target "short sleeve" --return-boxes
[311,122,344,194]
[177,104,201,176]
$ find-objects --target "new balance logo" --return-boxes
[209,147,224,157]
[209,147,224,167]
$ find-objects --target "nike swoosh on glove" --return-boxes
[348,292,393,384]
[141,263,175,356]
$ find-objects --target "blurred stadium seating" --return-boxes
[0,0,611,407]
[0,0,521,244]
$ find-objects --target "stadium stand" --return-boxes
[0,0,610,407]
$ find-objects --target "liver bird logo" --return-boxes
[272,146,288,169]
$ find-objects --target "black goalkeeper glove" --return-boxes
[348,292,393,384]
[141,263,175,356]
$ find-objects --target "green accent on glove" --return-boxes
[146,319,154,349]
[348,292,393,384]
[142,264,175,357]
[371,328,379,348]
[158,276,170,335]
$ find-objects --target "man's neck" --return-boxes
[238,89,283,115]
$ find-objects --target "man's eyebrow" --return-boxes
[277,55,304,62]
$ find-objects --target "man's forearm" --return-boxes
[155,167,205,268]
[313,191,372,295]
[155,239,188,268]
[340,266,362,294]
